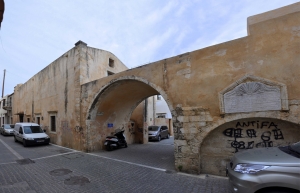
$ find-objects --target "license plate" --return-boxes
[37,140,44,142]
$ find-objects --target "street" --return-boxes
[0,135,229,193]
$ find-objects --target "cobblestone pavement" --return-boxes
[0,135,230,193]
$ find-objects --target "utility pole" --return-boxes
[2,69,5,98]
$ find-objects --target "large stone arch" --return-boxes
[85,76,174,152]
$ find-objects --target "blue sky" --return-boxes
[0,0,299,96]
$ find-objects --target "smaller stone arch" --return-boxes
[218,74,288,115]
[200,116,300,176]
[86,75,174,121]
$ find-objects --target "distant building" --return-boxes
[0,93,13,125]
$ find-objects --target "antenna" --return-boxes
[2,69,5,98]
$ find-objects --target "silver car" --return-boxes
[0,124,15,136]
[148,125,169,141]
[227,142,300,193]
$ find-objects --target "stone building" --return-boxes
[13,41,142,148]
[12,3,300,176]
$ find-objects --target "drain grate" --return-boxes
[16,158,35,165]
[64,176,90,186]
[49,169,72,176]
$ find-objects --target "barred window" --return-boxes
[50,115,56,132]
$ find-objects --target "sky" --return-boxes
[0,0,299,96]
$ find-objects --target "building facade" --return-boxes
[11,3,300,176]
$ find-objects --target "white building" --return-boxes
[0,93,13,125]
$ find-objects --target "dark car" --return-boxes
[0,124,15,136]
[227,142,300,193]
[148,125,169,141]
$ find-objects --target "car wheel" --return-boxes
[23,140,27,147]
[14,136,17,142]
[166,134,170,139]
[158,135,161,141]
[106,144,112,151]
[125,143,128,148]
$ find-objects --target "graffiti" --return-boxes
[273,129,284,140]
[235,121,278,129]
[246,129,256,138]
[224,120,284,152]
[223,128,243,138]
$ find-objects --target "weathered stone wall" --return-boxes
[12,42,128,151]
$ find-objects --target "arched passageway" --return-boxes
[85,78,174,152]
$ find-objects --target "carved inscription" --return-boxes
[223,121,284,152]
[224,82,281,113]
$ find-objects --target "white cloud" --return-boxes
[0,0,299,95]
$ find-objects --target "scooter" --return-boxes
[104,130,128,151]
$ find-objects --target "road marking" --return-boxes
[32,151,78,161]
[0,161,17,165]
[49,143,80,152]
[0,138,24,159]
[88,153,167,172]
[147,142,173,146]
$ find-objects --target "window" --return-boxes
[50,115,56,132]
[107,71,114,76]
[109,58,114,68]
[157,113,166,118]
[27,118,30,122]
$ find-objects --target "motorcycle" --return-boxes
[104,130,128,151]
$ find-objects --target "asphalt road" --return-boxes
[0,134,230,193]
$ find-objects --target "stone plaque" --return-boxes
[224,82,281,113]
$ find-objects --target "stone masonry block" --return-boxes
[205,114,213,121]
[181,127,198,134]
[177,116,189,123]
[189,116,201,122]
[174,140,187,146]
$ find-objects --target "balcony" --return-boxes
[3,101,12,110]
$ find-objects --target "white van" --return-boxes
[14,123,50,147]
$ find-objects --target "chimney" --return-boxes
[75,40,87,47]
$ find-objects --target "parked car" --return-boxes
[227,142,300,193]
[13,123,50,147]
[0,124,15,136]
[148,125,169,141]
